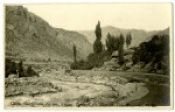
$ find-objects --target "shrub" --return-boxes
[18,60,24,77]
[70,62,78,70]
[88,51,111,68]
[70,50,111,70]
[5,58,17,77]
[26,66,39,77]
[5,58,39,77]
[48,58,51,62]
[132,34,169,74]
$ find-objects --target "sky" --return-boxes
[23,3,172,31]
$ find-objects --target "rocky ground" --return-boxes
[5,68,169,107]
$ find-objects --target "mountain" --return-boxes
[5,6,92,62]
[79,26,169,47]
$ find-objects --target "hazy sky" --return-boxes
[24,3,172,31]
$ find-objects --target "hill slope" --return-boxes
[55,28,93,59]
[5,6,92,61]
[79,26,169,47]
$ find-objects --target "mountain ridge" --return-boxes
[79,26,169,47]
[5,6,92,62]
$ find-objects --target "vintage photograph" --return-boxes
[4,3,172,107]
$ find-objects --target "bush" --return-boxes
[5,58,17,77]
[5,58,39,77]
[18,60,24,77]
[132,34,169,74]
[87,51,111,68]
[87,53,104,67]
[26,66,39,77]
[70,51,111,70]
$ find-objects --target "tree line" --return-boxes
[132,34,169,73]
[71,21,169,74]
[5,59,39,78]
[71,21,132,69]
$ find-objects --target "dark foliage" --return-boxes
[26,66,39,77]
[118,34,125,65]
[106,33,119,54]
[119,33,125,45]
[5,59,17,77]
[93,39,104,54]
[73,44,77,63]
[48,58,51,62]
[132,34,169,74]
[88,51,111,67]
[126,33,132,48]
[95,21,102,40]
[93,21,103,54]
[5,59,39,77]
[70,51,111,70]
[18,60,24,77]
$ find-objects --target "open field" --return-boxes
[5,69,169,107]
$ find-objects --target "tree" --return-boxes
[93,39,103,54]
[118,34,125,65]
[73,44,77,63]
[106,33,112,52]
[119,33,125,45]
[18,60,24,77]
[106,33,119,54]
[126,33,132,48]
[131,34,169,74]
[95,21,102,40]
[93,21,103,54]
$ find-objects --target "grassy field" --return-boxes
[5,69,169,107]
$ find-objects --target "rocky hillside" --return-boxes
[55,28,93,59]
[79,26,169,47]
[5,6,92,62]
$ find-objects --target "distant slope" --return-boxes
[144,27,169,42]
[5,6,92,61]
[55,28,93,59]
[79,26,169,47]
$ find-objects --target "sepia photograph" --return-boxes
[4,3,173,108]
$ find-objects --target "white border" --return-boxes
[0,0,174,112]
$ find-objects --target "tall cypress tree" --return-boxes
[73,44,77,63]
[118,34,125,65]
[126,33,132,48]
[93,21,103,54]
[18,60,24,77]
